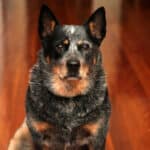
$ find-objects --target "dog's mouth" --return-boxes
[64,76,82,81]
[60,75,82,81]
[50,71,90,97]
[58,69,82,81]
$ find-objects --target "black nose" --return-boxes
[67,60,80,76]
[67,60,80,69]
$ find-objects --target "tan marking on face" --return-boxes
[52,65,61,74]
[63,39,69,45]
[52,65,67,79]
[77,40,84,45]
[80,64,90,78]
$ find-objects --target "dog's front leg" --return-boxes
[8,120,34,150]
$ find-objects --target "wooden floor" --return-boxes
[0,0,150,149]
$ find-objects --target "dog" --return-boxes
[8,4,111,150]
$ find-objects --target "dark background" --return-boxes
[0,0,150,149]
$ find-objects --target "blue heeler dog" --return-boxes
[8,4,111,150]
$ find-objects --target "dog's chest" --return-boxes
[34,124,93,149]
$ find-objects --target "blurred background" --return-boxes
[0,0,150,149]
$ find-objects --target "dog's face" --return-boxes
[38,5,106,97]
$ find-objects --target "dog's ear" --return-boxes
[38,4,59,39]
[84,7,106,44]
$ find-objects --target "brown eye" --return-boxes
[57,44,63,49]
[56,39,69,53]
[56,44,64,53]
[83,43,90,49]
[78,43,90,50]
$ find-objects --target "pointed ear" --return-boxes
[84,7,106,44]
[38,4,59,39]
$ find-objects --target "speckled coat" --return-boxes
[25,50,111,149]
[8,5,111,150]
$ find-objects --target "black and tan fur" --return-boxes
[8,4,111,150]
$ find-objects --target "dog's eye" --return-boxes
[78,43,90,50]
[56,44,64,53]
[56,44,63,49]
[56,39,69,53]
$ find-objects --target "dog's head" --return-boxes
[38,5,106,97]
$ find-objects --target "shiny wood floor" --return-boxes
[0,0,150,149]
